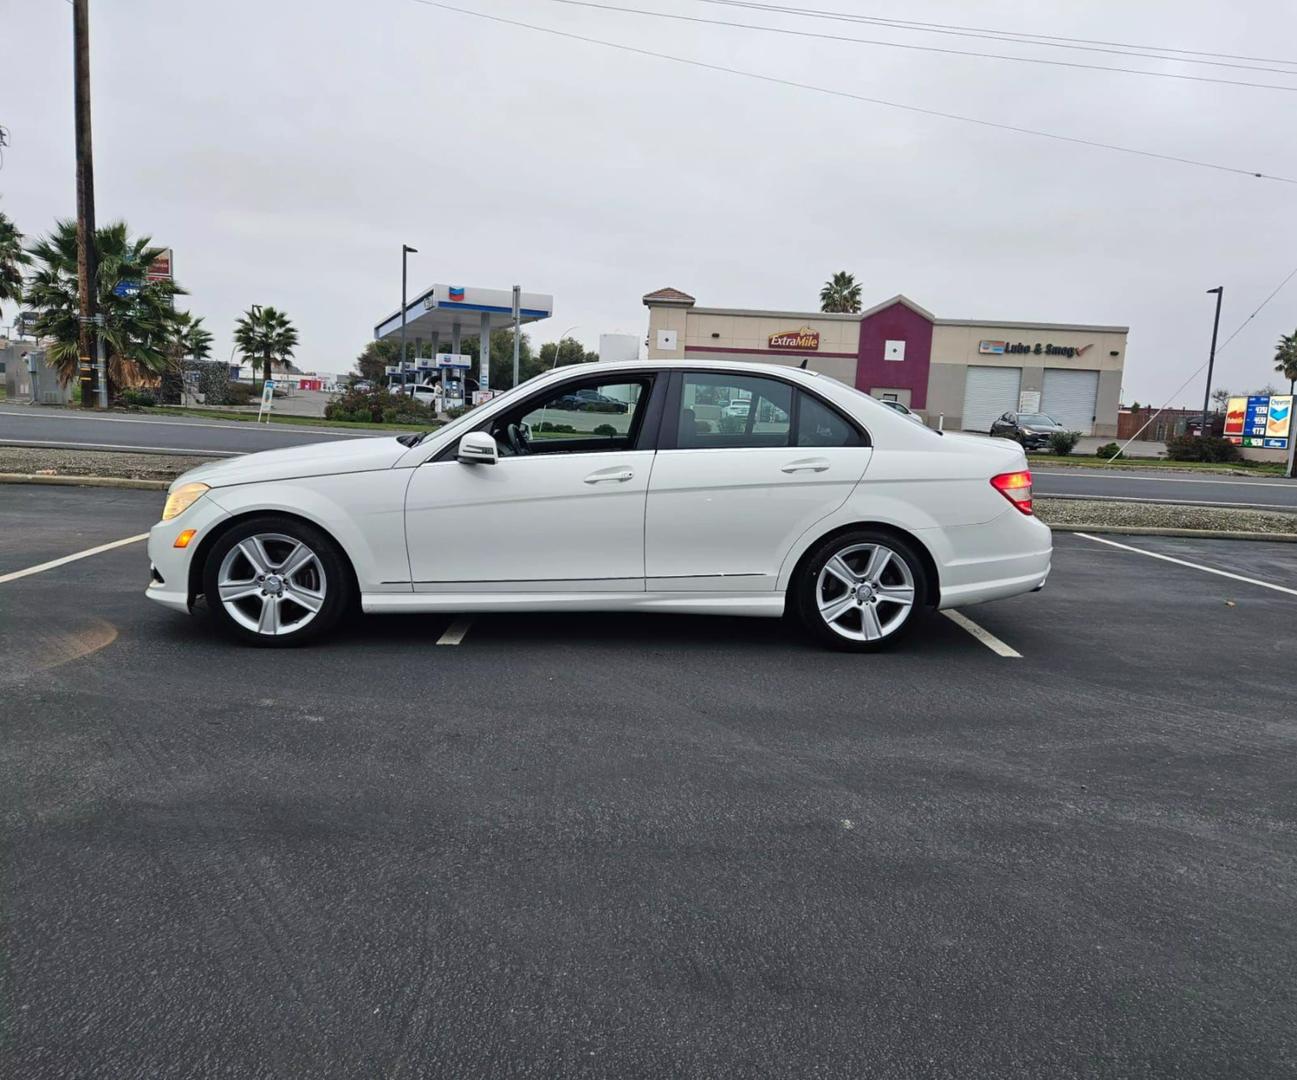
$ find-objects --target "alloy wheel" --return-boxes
[216,532,327,636]
[815,542,916,642]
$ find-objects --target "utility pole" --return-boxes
[1199,286,1223,440]
[73,0,99,408]
[511,284,521,388]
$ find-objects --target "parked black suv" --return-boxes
[989,412,1067,449]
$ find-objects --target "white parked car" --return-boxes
[394,382,440,406]
[147,360,1051,649]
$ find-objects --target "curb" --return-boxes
[1048,524,1297,543]
[0,472,169,491]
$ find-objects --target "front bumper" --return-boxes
[144,494,231,614]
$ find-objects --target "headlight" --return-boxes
[162,482,210,521]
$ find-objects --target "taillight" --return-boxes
[990,470,1033,515]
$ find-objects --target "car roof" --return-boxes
[540,357,827,385]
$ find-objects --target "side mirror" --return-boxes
[457,430,498,465]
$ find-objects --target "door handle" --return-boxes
[780,459,830,473]
[584,469,635,484]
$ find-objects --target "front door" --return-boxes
[404,374,658,592]
[645,371,873,591]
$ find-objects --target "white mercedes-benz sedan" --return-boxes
[146,360,1051,649]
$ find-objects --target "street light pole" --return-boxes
[511,284,522,388]
[551,325,581,368]
[401,245,417,396]
[1200,286,1223,440]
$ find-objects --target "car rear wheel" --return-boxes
[202,516,351,647]
[792,529,930,651]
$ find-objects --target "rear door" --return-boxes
[644,371,872,592]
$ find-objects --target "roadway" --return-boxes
[2,405,1294,508]
[0,403,377,457]
[1032,466,1297,511]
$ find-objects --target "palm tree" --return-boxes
[0,210,31,321]
[234,305,299,385]
[24,219,186,396]
[178,313,213,360]
[819,271,863,314]
[1275,330,1297,396]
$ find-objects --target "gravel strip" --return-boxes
[0,446,216,482]
[1036,497,1297,535]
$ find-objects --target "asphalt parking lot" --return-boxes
[2,485,1295,1078]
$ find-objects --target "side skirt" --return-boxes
[360,591,785,617]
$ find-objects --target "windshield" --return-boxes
[1019,413,1060,426]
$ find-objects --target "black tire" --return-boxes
[791,528,931,652]
[201,515,352,647]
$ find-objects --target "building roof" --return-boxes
[641,287,696,307]
[646,289,1128,334]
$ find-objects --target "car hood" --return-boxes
[172,436,411,490]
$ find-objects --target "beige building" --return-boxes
[643,288,1128,436]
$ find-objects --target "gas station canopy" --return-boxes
[374,283,553,344]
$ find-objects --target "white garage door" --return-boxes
[962,366,1022,432]
[1042,369,1099,435]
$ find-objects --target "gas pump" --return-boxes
[436,353,473,411]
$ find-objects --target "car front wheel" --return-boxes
[202,515,351,647]
[792,530,930,651]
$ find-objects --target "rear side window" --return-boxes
[797,392,864,447]
[677,373,793,449]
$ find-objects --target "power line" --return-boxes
[413,1,1297,185]
[699,0,1297,73]
[528,0,1297,94]
[1111,263,1297,459]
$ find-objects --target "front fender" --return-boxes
[205,469,414,592]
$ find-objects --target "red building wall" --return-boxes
[854,302,935,410]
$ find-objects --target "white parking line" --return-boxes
[436,618,472,645]
[942,610,1022,658]
[0,534,149,586]
[1076,532,1297,597]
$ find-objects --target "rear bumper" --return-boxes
[921,510,1053,610]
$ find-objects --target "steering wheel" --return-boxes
[506,423,530,456]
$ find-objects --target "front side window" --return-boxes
[677,374,792,449]
[491,378,649,456]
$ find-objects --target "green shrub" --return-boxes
[1095,441,1122,459]
[1048,430,1081,456]
[224,381,254,406]
[120,389,157,408]
[693,419,713,434]
[1165,434,1241,463]
[719,416,745,434]
[593,423,617,437]
[325,386,437,424]
[445,405,472,420]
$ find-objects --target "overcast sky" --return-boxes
[3,0,1295,401]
